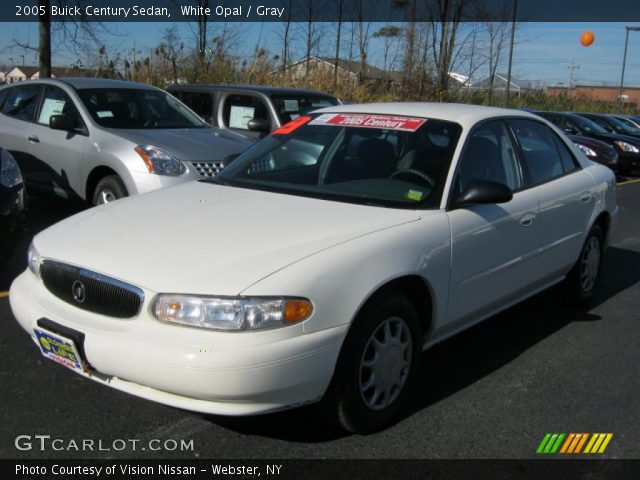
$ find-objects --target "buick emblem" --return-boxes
[72,280,86,303]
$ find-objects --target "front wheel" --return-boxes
[320,294,422,433]
[92,175,128,206]
[564,224,604,305]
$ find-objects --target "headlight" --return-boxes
[134,145,186,176]
[152,295,313,331]
[613,140,640,154]
[0,149,23,188]
[27,242,42,278]
[575,143,597,157]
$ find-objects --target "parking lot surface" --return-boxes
[1,181,639,459]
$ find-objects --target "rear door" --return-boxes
[0,83,43,185]
[509,118,596,275]
[446,120,542,330]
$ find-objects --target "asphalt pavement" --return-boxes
[1,182,639,459]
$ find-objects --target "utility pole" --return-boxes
[568,62,580,97]
[620,26,640,103]
[505,0,518,108]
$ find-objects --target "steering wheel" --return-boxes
[390,169,435,188]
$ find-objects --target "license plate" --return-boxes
[34,328,86,374]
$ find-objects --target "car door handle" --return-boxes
[580,191,593,203]
[520,212,536,227]
[27,135,40,143]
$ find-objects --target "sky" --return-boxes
[1,21,639,88]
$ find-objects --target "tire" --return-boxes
[92,175,128,206]
[320,293,422,434]
[563,224,604,305]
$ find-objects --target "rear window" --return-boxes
[271,95,340,124]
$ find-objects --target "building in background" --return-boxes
[3,66,120,83]
[547,84,640,107]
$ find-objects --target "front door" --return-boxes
[446,120,542,331]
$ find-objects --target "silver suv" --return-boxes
[0,78,253,205]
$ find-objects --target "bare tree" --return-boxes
[373,26,403,76]
[333,1,343,88]
[427,0,476,100]
[162,26,183,84]
[351,0,374,84]
[14,0,112,77]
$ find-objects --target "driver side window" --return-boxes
[455,121,522,196]
[37,86,83,129]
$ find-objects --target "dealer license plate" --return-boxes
[34,327,86,374]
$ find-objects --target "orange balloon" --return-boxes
[580,31,595,47]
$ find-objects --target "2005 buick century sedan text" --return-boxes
[10,103,617,433]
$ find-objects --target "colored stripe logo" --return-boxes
[537,433,613,454]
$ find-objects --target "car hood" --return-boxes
[35,182,420,295]
[595,132,640,146]
[112,127,255,162]
[568,135,617,154]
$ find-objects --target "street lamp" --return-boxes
[619,26,640,102]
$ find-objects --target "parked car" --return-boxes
[535,111,640,174]
[576,112,640,138]
[0,78,253,205]
[610,114,640,130]
[567,134,619,170]
[0,147,26,241]
[168,84,340,139]
[11,104,617,433]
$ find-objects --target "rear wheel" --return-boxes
[92,175,127,206]
[320,293,422,433]
[564,224,604,305]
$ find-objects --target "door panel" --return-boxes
[445,120,544,329]
[27,86,89,199]
[447,189,542,326]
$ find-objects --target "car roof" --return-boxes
[312,102,540,127]
[50,77,157,90]
[167,83,337,97]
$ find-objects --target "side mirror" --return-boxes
[247,118,270,133]
[455,180,513,208]
[49,114,74,131]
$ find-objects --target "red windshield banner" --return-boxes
[310,113,427,132]
[272,115,312,135]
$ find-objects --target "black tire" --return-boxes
[563,224,604,305]
[320,293,422,434]
[92,175,128,206]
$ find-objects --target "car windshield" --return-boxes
[603,115,640,134]
[567,113,608,134]
[270,95,340,124]
[78,88,206,129]
[212,113,462,209]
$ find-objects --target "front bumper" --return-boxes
[10,271,348,415]
[618,153,640,173]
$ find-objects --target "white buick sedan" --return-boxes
[10,104,617,433]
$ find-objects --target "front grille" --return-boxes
[40,260,144,319]
[191,161,224,177]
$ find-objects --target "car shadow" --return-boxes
[0,193,83,290]
[202,246,640,441]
